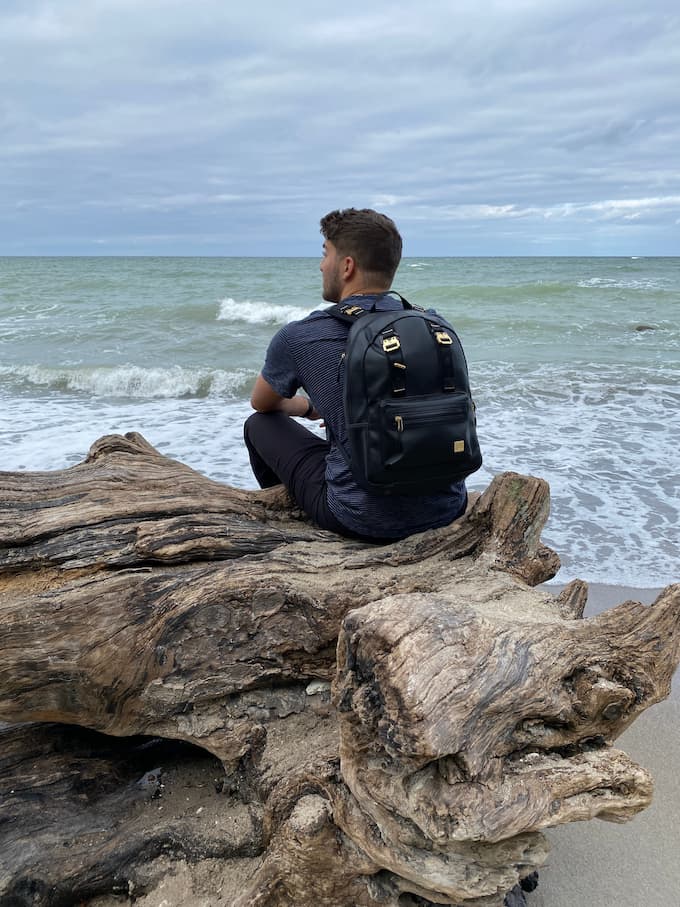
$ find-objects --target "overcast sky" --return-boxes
[2,0,679,256]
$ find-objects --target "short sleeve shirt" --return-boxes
[261,295,466,538]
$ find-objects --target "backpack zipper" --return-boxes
[336,352,345,383]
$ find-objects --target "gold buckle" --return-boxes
[382,336,401,353]
[435,331,452,345]
[453,440,465,453]
[342,305,363,316]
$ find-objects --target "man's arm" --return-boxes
[250,373,318,418]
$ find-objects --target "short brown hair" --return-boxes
[320,208,402,283]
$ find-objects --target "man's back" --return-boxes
[261,295,467,539]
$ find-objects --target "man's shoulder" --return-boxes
[284,307,342,336]
[299,307,334,322]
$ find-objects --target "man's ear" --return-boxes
[342,256,356,279]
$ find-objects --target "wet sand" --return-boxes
[531,583,679,906]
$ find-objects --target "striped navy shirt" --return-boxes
[261,294,466,539]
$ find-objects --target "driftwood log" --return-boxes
[0,432,678,907]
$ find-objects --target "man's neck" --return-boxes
[340,286,390,301]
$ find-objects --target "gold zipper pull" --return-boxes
[394,415,404,432]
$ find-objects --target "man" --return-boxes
[244,207,467,541]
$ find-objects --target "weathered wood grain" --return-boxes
[0,432,677,907]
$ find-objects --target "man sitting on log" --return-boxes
[244,207,471,541]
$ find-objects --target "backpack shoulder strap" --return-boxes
[326,302,368,325]
[327,291,422,325]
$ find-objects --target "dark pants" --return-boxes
[244,412,361,538]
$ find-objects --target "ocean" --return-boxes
[1,255,678,588]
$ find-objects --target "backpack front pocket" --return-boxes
[374,394,479,481]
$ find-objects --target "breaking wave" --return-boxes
[0,364,255,400]
[217,297,316,325]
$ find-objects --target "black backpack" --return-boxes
[328,293,482,496]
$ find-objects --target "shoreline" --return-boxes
[544,581,664,610]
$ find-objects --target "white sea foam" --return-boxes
[469,362,679,587]
[0,395,257,489]
[217,297,315,324]
[0,364,254,399]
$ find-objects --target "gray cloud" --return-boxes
[1,0,679,254]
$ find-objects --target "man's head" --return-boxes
[319,208,402,302]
